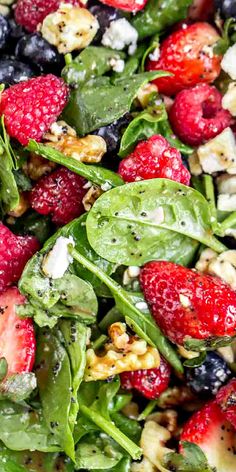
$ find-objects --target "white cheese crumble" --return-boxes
[101,18,138,55]
[149,46,160,61]
[197,127,236,174]
[42,236,75,279]
[222,82,236,116]
[221,44,236,80]
[109,57,125,73]
[101,182,112,191]
[217,174,236,194]
[217,194,236,212]
[196,248,236,290]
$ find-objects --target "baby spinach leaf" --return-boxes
[0,401,60,452]
[0,373,36,402]
[62,47,125,86]
[132,0,193,39]
[0,445,74,472]
[86,179,226,267]
[0,135,19,215]
[75,433,124,470]
[27,140,124,188]
[62,71,170,135]
[164,441,213,472]
[110,412,141,444]
[12,212,53,244]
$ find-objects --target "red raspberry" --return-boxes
[140,261,236,346]
[0,287,36,377]
[14,0,81,32]
[120,357,171,400]
[0,75,69,146]
[0,223,40,294]
[146,22,221,96]
[216,379,236,430]
[169,83,232,146]
[99,0,147,12]
[30,166,87,225]
[118,135,190,185]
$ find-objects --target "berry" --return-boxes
[188,0,214,21]
[181,400,236,471]
[169,83,232,146]
[15,33,63,74]
[140,261,236,346]
[0,74,69,145]
[186,352,231,397]
[118,135,190,185]
[0,287,35,378]
[0,14,10,50]
[120,357,171,400]
[14,0,80,33]
[9,18,25,44]
[146,22,221,96]
[0,223,39,294]
[93,113,132,154]
[88,1,121,42]
[216,379,236,430]
[98,0,148,12]
[30,166,87,225]
[0,58,35,86]
[214,0,236,19]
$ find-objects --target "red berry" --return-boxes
[118,135,190,185]
[0,75,69,146]
[14,0,81,32]
[0,287,36,377]
[216,379,236,430]
[140,261,236,346]
[188,0,214,21]
[120,357,171,400]
[169,83,232,146]
[181,400,236,471]
[30,166,87,225]
[0,223,39,294]
[146,22,221,96]
[98,0,147,12]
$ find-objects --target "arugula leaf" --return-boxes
[62,71,170,135]
[86,178,226,267]
[132,0,193,39]
[164,441,213,471]
[0,445,73,472]
[27,140,124,188]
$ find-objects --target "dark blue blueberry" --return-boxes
[88,0,121,42]
[0,14,10,50]
[92,113,132,154]
[0,57,35,85]
[214,0,236,18]
[15,33,63,74]
[186,351,231,397]
[9,18,25,43]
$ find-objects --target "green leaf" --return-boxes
[75,433,124,470]
[0,445,74,472]
[86,179,225,267]
[0,357,8,381]
[184,335,236,352]
[214,18,236,55]
[164,441,213,471]
[183,351,207,368]
[132,0,193,39]
[62,46,125,86]
[0,131,19,214]
[27,140,123,188]
[0,373,37,402]
[62,71,170,136]
[13,169,32,191]
[12,212,53,245]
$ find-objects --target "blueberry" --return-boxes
[0,14,10,50]
[186,351,231,397]
[15,33,63,73]
[9,18,25,43]
[214,0,236,18]
[0,57,35,86]
[88,0,121,42]
[92,113,132,154]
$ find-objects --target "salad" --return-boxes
[0,0,236,470]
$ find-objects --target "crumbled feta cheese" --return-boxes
[42,236,75,279]
[109,57,125,73]
[101,181,112,191]
[128,266,141,278]
[149,46,160,61]
[222,82,236,116]
[217,194,236,212]
[196,248,236,290]
[179,294,191,308]
[217,174,236,194]
[197,128,236,174]
[135,301,148,311]
[102,18,138,55]
[221,44,236,80]
[41,4,99,54]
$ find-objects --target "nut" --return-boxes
[41,4,99,54]
[82,185,103,211]
[24,153,57,181]
[46,134,107,164]
[136,83,158,109]
[132,421,172,472]
[8,192,30,218]
[44,120,76,142]
[147,410,178,434]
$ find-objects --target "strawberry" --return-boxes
[98,0,147,12]
[188,0,214,20]
[140,261,236,346]
[146,22,221,96]
[0,287,35,378]
[216,379,236,430]
[0,223,40,294]
[120,357,171,400]
[181,400,236,472]
[118,135,190,185]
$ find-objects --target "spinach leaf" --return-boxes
[62,71,170,135]
[132,0,193,39]
[27,140,124,188]
[0,373,37,402]
[0,131,19,215]
[70,247,183,372]
[12,212,53,244]
[0,401,60,452]
[86,178,226,267]
[164,441,213,472]
[110,412,141,444]
[0,445,74,472]
[75,433,124,470]
[62,47,125,86]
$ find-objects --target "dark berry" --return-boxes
[88,0,121,42]
[92,113,132,154]
[15,33,63,74]
[0,57,35,86]
[214,0,236,18]
[0,14,10,50]
[186,352,231,397]
[9,18,25,43]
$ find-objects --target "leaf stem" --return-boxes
[203,175,217,229]
[218,211,236,234]
[138,400,157,421]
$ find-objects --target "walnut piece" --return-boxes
[82,185,103,211]
[24,154,57,181]
[8,193,30,218]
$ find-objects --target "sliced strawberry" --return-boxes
[98,0,148,12]
[181,400,236,472]
[0,287,36,377]
[216,379,236,430]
